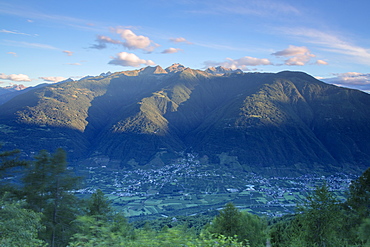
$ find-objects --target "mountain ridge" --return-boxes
[0,65,369,175]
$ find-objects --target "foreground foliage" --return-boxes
[0,148,370,246]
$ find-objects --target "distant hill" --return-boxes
[0,65,369,175]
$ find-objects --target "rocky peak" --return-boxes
[165,63,187,73]
[1,84,27,92]
[205,66,243,75]
[139,66,167,75]
[99,71,112,77]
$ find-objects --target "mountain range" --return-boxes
[0,64,369,175]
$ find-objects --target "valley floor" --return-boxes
[75,153,356,220]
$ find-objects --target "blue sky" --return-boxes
[0,0,369,92]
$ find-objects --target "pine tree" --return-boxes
[293,183,346,247]
[0,148,28,198]
[344,167,370,245]
[206,202,266,246]
[23,148,81,247]
[87,189,112,219]
[347,167,370,219]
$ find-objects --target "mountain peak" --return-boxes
[165,63,186,73]
[139,65,167,75]
[2,84,27,91]
[205,66,243,75]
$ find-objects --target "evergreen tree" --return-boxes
[269,215,296,247]
[208,202,243,238]
[87,189,111,219]
[347,167,370,219]
[292,183,346,247]
[358,218,370,246]
[206,202,266,246]
[0,148,28,198]
[343,167,370,244]
[0,148,28,174]
[23,148,81,247]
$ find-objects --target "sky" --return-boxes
[0,0,369,92]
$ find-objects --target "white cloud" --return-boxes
[0,3,103,32]
[7,52,17,57]
[0,29,31,36]
[91,35,123,49]
[65,63,81,66]
[272,45,315,66]
[280,28,370,66]
[0,73,32,82]
[114,28,159,52]
[315,60,328,65]
[4,40,58,50]
[39,76,66,83]
[63,50,74,56]
[169,37,192,44]
[322,72,370,92]
[271,45,309,57]
[188,0,300,19]
[161,48,183,54]
[108,52,155,67]
[91,28,159,52]
[204,56,272,70]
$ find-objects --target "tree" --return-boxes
[23,148,81,247]
[347,167,370,219]
[87,189,112,219]
[358,218,370,246]
[0,148,28,198]
[269,215,296,247]
[70,189,134,246]
[344,167,370,244]
[292,183,346,247]
[69,213,133,246]
[207,202,243,238]
[0,148,28,175]
[0,198,45,246]
[206,202,266,246]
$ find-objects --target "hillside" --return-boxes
[0,65,369,175]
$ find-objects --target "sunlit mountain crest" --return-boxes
[205,66,243,75]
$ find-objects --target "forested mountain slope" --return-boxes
[0,65,369,174]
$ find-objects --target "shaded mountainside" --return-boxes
[0,65,370,175]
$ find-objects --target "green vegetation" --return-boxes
[82,153,353,219]
[1,148,370,246]
[206,202,266,246]
[22,148,82,246]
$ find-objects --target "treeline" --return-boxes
[1,148,370,246]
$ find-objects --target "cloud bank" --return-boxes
[91,28,159,52]
[272,45,315,66]
[169,37,192,44]
[161,48,182,54]
[63,50,74,56]
[7,52,17,57]
[91,35,123,49]
[315,60,328,65]
[0,73,32,82]
[0,29,32,36]
[205,56,272,70]
[108,52,155,67]
[323,72,370,92]
[281,28,370,66]
[39,76,67,83]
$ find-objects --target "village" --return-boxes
[80,153,356,218]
